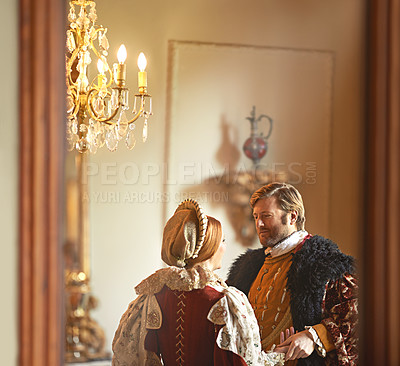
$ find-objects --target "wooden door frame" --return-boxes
[18,0,66,365]
[362,0,400,364]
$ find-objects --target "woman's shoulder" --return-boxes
[135,265,228,296]
[207,284,255,321]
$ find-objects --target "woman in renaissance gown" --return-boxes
[112,199,284,366]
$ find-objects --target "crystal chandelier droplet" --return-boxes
[71,119,78,134]
[105,129,118,152]
[76,137,89,153]
[117,110,129,139]
[99,30,109,51]
[89,141,98,154]
[66,95,75,114]
[96,126,106,148]
[110,89,118,110]
[68,5,76,22]
[126,129,136,150]
[88,3,97,23]
[67,133,78,152]
[142,119,148,142]
[66,30,76,52]
[94,96,105,115]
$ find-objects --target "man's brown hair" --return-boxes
[250,182,306,230]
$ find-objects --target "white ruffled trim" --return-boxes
[135,264,226,295]
[268,230,309,258]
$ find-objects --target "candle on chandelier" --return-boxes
[97,59,107,87]
[114,44,127,87]
[137,52,147,92]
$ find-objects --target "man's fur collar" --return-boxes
[226,246,265,295]
[287,235,354,331]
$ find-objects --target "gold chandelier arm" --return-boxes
[124,106,144,124]
[85,88,120,124]
[69,88,81,117]
[124,95,150,124]
[66,45,81,87]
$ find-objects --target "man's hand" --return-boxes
[274,329,315,361]
[279,326,295,344]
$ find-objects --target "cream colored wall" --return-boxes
[0,0,18,364]
[88,0,365,352]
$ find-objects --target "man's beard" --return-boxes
[259,213,292,248]
[261,226,292,248]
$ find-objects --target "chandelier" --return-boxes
[66,0,152,153]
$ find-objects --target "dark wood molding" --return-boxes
[18,0,66,365]
[363,0,400,364]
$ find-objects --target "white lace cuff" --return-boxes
[305,326,327,358]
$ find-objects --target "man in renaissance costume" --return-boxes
[227,183,358,365]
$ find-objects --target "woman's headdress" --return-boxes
[161,199,209,267]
